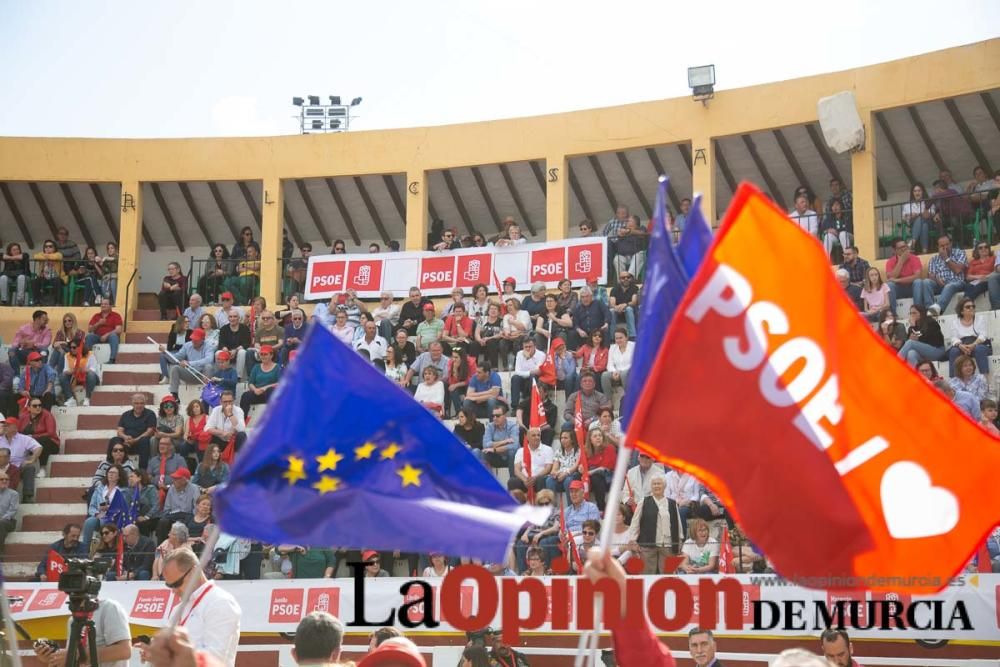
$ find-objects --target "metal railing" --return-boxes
[188,258,260,306]
[0,258,110,307]
[876,189,997,258]
[122,268,138,331]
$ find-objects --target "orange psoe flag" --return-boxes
[627,183,1000,593]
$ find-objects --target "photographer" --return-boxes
[465,628,529,667]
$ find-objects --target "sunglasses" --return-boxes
[164,567,193,589]
[537,502,552,507]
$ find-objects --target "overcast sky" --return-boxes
[1,0,997,139]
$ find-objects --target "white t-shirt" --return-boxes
[66,598,130,667]
[170,581,242,667]
[682,538,720,568]
[513,444,555,477]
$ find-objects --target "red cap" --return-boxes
[357,638,426,667]
[3,417,18,426]
[220,292,234,300]
[568,480,584,490]
[216,350,231,361]
[551,336,566,349]
[422,303,435,311]
[27,351,42,362]
[259,344,274,355]
[190,328,206,341]
[171,467,192,479]
[503,276,516,285]
[160,395,177,405]
[361,550,379,561]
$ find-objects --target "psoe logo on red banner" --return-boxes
[306,588,341,616]
[827,591,869,628]
[270,589,305,624]
[346,260,383,291]
[420,256,456,291]
[403,583,436,625]
[309,260,346,293]
[131,590,172,620]
[456,253,492,288]
[567,243,603,281]
[7,589,33,613]
[28,590,67,612]
[529,247,565,282]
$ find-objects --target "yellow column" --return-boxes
[116,180,142,319]
[851,109,878,262]
[545,155,569,241]
[259,177,283,306]
[690,138,716,226]
[405,169,428,251]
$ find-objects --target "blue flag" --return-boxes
[621,176,692,428]
[215,325,545,562]
[677,194,713,280]
[105,489,135,530]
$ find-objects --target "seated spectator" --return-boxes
[927,235,969,316]
[59,339,99,407]
[546,428,581,499]
[18,398,60,473]
[277,545,336,578]
[330,308,355,346]
[396,287,431,338]
[199,244,233,304]
[122,523,156,580]
[240,345,281,415]
[156,396,185,454]
[572,519,601,573]
[404,342,449,393]
[160,327,216,396]
[514,491,560,573]
[49,313,83,374]
[151,521,190,580]
[224,245,261,306]
[475,303,505,370]
[463,364,503,417]
[249,310,284,371]
[0,470,18,555]
[897,305,946,367]
[432,227,461,252]
[840,247,869,305]
[115,393,157,471]
[283,308,310,363]
[185,494,215,548]
[563,371,611,430]
[902,182,936,253]
[392,329,418,369]
[355,319,389,368]
[0,242,29,306]
[3,417,41,502]
[421,552,453,577]
[860,267,891,323]
[836,268,861,310]
[510,339,545,409]
[90,439,136,497]
[521,282,548,326]
[964,242,993,302]
[382,345,408,388]
[589,407,623,449]
[274,294,301,326]
[452,407,485,459]
[157,262,187,320]
[980,400,1000,436]
[614,216,648,279]
[413,366,445,417]
[665,467,701,537]
[609,272,639,340]
[442,303,476,357]
[482,404,519,475]
[534,294,573,352]
[915,359,940,382]
[521,546,553,577]
[516,381,557,445]
[206,390,247,453]
[623,452,666,508]
[885,237,929,309]
[30,241,64,306]
[127,470,160,537]
[496,223,527,247]
[0,448,22,494]
[183,399,212,460]
[549,337,579,396]
[416,304,444,353]
[442,288,472,317]
[147,437,187,497]
[34,523,86,581]
[950,355,988,402]
[76,246,104,306]
[82,463,126,547]
[572,286,612,345]
[696,487,734,530]
[445,345,477,417]
[820,199,853,261]
[788,194,818,237]
[214,292,244,328]
[602,328,634,398]
[501,276,520,306]
[372,291,400,341]
[196,313,219,350]
[155,468,201,545]
[575,331,609,388]
[468,284,492,327]
[625,475,682,574]
[510,427,554,496]
[8,310,52,376]
[500,298,531,371]
[679,518,720,574]
[208,351,238,396]
[947,298,990,376]
[99,241,119,304]
[18,351,57,411]
[583,429,617,508]
[90,524,123,574]
[878,310,907,351]
[218,309,251,379]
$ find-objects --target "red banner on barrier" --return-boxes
[304,238,607,300]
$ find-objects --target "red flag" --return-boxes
[976,541,992,574]
[574,391,591,500]
[627,183,1000,593]
[46,550,67,579]
[718,526,735,574]
[521,382,548,503]
[539,344,557,386]
[116,534,125,578]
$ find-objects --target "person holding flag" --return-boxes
[33,522,86,581]
[512,426,553,499]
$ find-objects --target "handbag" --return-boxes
[960,335,993,355]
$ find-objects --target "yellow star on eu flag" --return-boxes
[282,455,307,485]
[355,442,377,460]
[397,463,422,487]
[316,448,344,472]
[312,475,342,494]
[380,443,402,460]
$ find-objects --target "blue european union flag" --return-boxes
[621,176,691,428]
[215,325,545,562]
[677,194,713,280]
[105,490,135,530]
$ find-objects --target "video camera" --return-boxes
[57,559,109,614]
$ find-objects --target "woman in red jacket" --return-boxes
[582,429,617,508]
[18,400,60,470]
[575,330,609,389]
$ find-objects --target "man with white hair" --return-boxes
[183,293,205,329]
[834,268,862,310]
[625,475,682,574]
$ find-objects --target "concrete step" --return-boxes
[117,343,161,353]
[133,309,166,321]
[126,331,167,343]
[76,414,122,430]
[22,513,84,532]
[37,485,91,503]
[50,460,102,477]
[8,530,63,545]
[115,351,160,364]
[63,438,110,455]
[102,370,161,384]
[89,389,154,406]
[126,320,172,334]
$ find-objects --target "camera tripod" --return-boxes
[64,609,99,667]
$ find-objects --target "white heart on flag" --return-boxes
[880,461,959,539]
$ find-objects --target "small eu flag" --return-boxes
[215,325,546,562]
[105,489,136,530]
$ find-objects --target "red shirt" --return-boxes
[588,444,617,471]
[89,311,123,337]
[444,315,474,339]
[18,409,60,445]
[884,254,922,280]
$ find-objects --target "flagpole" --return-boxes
[148,336,210,385]
[167,526,220,631]
[0,563,25,667]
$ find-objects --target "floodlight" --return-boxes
[351,97,362,107]
[688,65,716,100]
[292,97,304,106]
[308,95,321,106]
[329,96,341,105]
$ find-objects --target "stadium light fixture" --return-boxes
[292,94,363,134]
[688,65,715,104]
[308,95,321,106]
[292,97,304,106]
[329,96,341,105]
[351,97,363,107]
